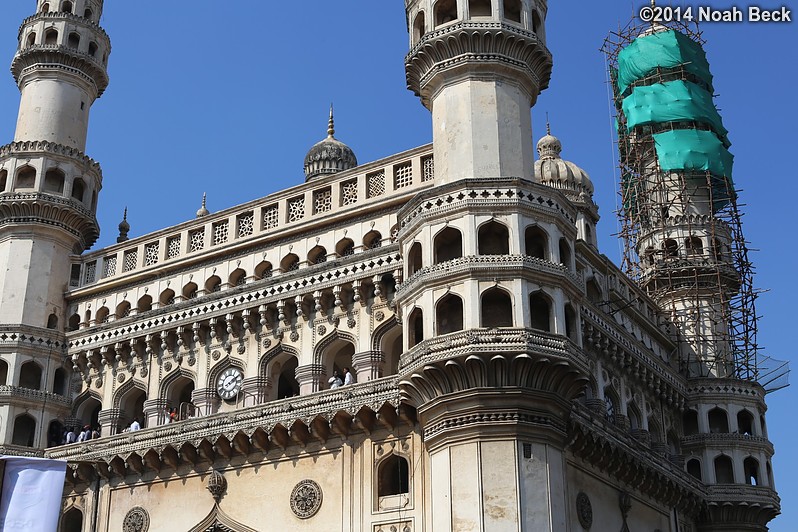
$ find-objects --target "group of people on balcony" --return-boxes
[328,367,354,389]
[61,424,100,445]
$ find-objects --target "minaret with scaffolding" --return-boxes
[604,11,781,531]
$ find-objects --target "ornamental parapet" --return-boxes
[0,444,45,458]
[0,385,71,407]
[0,191,100,248]
[680,432,774,454]
[686,377,766,405]
[45,378,412,475]
[397,254,581,299]
[12,45,109,95]
[0,324,67,351]
[18,11,110,43]
[569,401,705,516]
[405,21,552,106]
[700,484,780,528]
[0,141,102,176]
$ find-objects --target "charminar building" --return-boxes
[0,0,781,531]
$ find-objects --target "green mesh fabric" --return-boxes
[653,129,733,177]
[622,80,729,145]
[617,30,713,96]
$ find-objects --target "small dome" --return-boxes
[534,129,594,196]
[303,107,357,181]
[196,192,209,218]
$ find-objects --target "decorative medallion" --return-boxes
[206,470,227,503]
[237,344,246,355]
[290,479,322,519]
[347,317,356,328]
[290,331,299,342]
[164,362,172,372]
[122,506,150,532]
[317,325,326,336]
[212,350,221,361]
[576,492,592,530]
[140,367,148,378]
[263,339,272,349]
[374,311,385,322]
[94,378,103,388]
[117,373,126,383]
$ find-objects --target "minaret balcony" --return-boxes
[19,10,110,40]
[680,432,774,454]
[0,385,71,409]
[13,44,109,96]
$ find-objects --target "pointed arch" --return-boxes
[205,275,222,293]
[43,168,65,193]
[19,361,43,390]
[434,226,463,263]
[188,505,258,532]
[137,294,152,312]
[477,220,510,255]
[373,318,402,376]
[407,241,423,276]
[377,453,410,497]
[254,260,273,279]
[436,293,464,334]
[336,238,355,257]
[74,389,102,429]
[364,230,383,250]
[229,268,246,287]
[524,225,548,259]
[529,291,552,332]
[308,245,328,265]
[158,367,197,405]
[15,166,36,190]
[434,0,458,26]
[12,414,36,447]
[280,253,299,272]
[61,506,83,532]
[481,287,513,328]
[159,289,175,307]
[408,307,424,348]
[412,10,426,45]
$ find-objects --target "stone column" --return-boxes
[97,408,121,436]
[191,388,219,417]
[241,376,271,407]
[295,364,325,395]
[352,351,384,382]
[143,398,169,427]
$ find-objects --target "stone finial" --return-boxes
[196,192,210,218]
[117,207,130,243]
[327,104,335,138]
[207,470,227,503]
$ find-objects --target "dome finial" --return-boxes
[117,207,130,243]
[196,192,210,218]
[327,104,335,138]
[546,112,551,136]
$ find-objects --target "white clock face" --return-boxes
[216,367,243,401]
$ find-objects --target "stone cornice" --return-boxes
[0,324,67,351]
[0,140,103,176]
[0,385,71,408]
[0,191,100,249]
[12,45,109,96]
[17,11,111,45]
[680,433,774,455]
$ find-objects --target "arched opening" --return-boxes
[71,178,85,202]
[95,306,109,324]
[558,238,572,268]
[564,303,577,342]
[254,261,273,279]
[712,239,726,263]
[322,339,355,386]
[708,407,729,433]
[412,11,426,44]
[407,242,422,276]
[274,355,299,399]
[75,396,101,430]
[182,282,198,300]
[43,168,65,193]
[364,231,382,250]
[685,236,703,255]
[737,409,755,436]
[61,508,83,532]
[663,239,678,258]
[744,457,760,485]
[205,275,222,293]
[53,368,68,396]
[469,0,492,17]
[531,10,543,35]
[308,246,327,265]
[88,41,98,57]
[84,309,91,324]
[628,403,642,431]
[137,294,153,313]
[433,227,463,263]
[119,387,146,432]
[41,3,50,13]
[434,0,458,26]
[683,410,699,436]
[524,226,548,259]
[644,246,656,267]
[0,359,7,385]
[408,307,424,348]
[47,419,63,447]
[229,268,246,287]
[436,294,464,335]
[159,289,175,307]
[281,253,299,272]
[503,0,522,22]
[113,301,130,319]
[481,288,513,328]
[19,361,43,390]
[0,169,6,191]
[687,459,702,481]
[529,292,551,332]
[15,166,36,189]
[61,1,73,13]
[26,32,36,48]
[67,32,80,50]
[166,376,195,420]
[84,8,93,20]
[336,238,355,257]
[648,417,662,444]
[586,279,602,304]
[378,455,410,497]
[380,326,402,377]
[667,431,680,457]
[12,415,36,447]
[44,29,58,46]
[714,455,734,484]
[68,313,80,331]
[478,221,510,255]
[47,313,59,329]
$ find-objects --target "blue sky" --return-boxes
[0,1,795,528]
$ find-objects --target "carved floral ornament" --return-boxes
[122,506,150,532]
[290,479,323,519]
[576,491,592,530]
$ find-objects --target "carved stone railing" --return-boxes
[0,444,45,458]
[0,324,67,350]
[0,386,71,407]
[46,377,405,464]
[680,432,773,453]
[0,191,100,248]
[18,11,110,41]
[0,140,102,174]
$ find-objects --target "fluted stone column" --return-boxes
[143,398,169,427]
[352,351,384,382]
[191,388,220,417]
[295,364,325,395]
[98,408,121,436]
[241,376,271,407]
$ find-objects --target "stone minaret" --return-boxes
[398,2,588,530]
[0,0,109,449]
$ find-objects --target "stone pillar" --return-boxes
[143,398,169,427]
[241,376,271,407]
[352,351,384,382]
[295,364,325,395]
[192,388,220,417]
[97,408,121,436]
